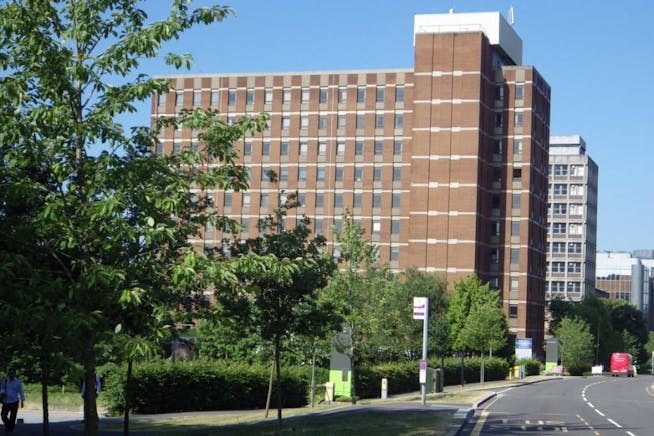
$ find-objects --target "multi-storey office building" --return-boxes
[546,135,598,302]
[596,251,654,329]
[152,12,551,352]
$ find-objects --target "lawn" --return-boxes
[23,384,106,412]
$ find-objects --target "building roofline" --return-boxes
[153,68,414,80]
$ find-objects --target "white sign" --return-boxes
[515,338,532,360]
[413,297,428,320]
[419,359,427,383]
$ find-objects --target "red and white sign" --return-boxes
[413,297,428,320]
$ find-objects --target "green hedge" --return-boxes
[103,360,327,415]
[431,356,510,385]
[355,361,418,399]
[516,358,542,376]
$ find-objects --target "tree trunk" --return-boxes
[123,358,133,436]
[310,346,316,408]
[83,359,99,436]
[349,353,356,405]
[264,351,274,418]
[40,359,50,436]
[275,336,282,427]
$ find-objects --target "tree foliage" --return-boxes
[0,1,269,434]
[555,317,595,375]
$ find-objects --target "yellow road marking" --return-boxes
[470,410,488,436]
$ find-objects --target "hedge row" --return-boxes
[516,358,542,376]
[103,356,515,413]
[103,360,328,415]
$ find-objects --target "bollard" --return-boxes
[324,382,334,404]
[381,378,388,399]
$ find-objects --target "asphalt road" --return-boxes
[460,374,654,436]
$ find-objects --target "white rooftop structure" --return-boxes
[414,11,523,65]
[550,135,587,155]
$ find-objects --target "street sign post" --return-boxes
[413,297,429,405]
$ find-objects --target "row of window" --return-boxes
[244,140,403,157]
[161,85,405,108]
[549,262,582,273]
[549,203,584,216]
[549,164,585,177]
[550,222,583,235]
[495,83,525,101]
[493,138,524,155]
[205,191,405,210]
[494,112,527,129]
[550,184,585,196]
[265,166,404,184]
[270,112,404,131]
[549,242,583,254]
[549,281,582,293]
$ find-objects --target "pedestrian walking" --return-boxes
[0,368,25,433]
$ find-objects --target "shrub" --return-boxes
[432,356,510,385]
[103,359,325,415]
[355,361,417,399]
[516,358,542,376]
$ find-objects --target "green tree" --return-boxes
[555,317,594,375]
[447,274,504,353]
[457,301,508,382]
[323,213,379,404]
[217,193,336,425]
[0,2,270,434]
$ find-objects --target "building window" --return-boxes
[262,142,270,157]
[376,86,384,103]
[553,164,568,176]
[336,142,345,156]
[553,203,567,215]
[373,167,382,182]
[242,193,251,208]
[490,248,500,264]
[314,219,323,235]
[567,281,581,293]
[228,89,236,106]
[334,193,343,208]
[354,167,363,182]
[246,89,254,105]
[552,223,566,234]
[354,193,362,208]
[297,193,305,206]
[317,168,325,182]
[301,87,309,103]
[509,305,518,318]
[513,168,522,182]
[567,262,581,273]
[391,219,400,235]
[318,142,327,156]
[495,113,503,128]
[512,194,521,209]
[571,165,585,177]
[570,184,584,196]
[375,114,384,129]
[339,86,347,103]
[299,142,308,156]
[568,242,582,254]
[391,246,400,261]
[223,192,232,208]
[280,168,288,182]
[495,85,504,100]
[157,92,167,108]
[551,281,565,293]
[393,167,401,182]
[569,223,583,235]
[491,221,500,236]
[260,193,269,208]
[552,242,565,254]
[514,112,524,128]
[513,139,523,154]
[335,167,344,181]
[510,248,520,264]
[243,142,252,156]
[553,184,568,195]
[192,91,201,107]
[281,142,289,156]
[281,116,290,130]
[298,167,307,182]
[515,83,524,100]
[357,86,365,103]
[394,141,403,155]
[551,261,565,273]
[356,114,365,129]
[355,141,364,156]
[264,88,273,104]
[511,221,520,236]
[394,114,404,129]
[372,220,381,235]
[318,115,327,130]
[240,218,249,233]
[315,193,324,208]
[319,87,328,104]
[392,193,401,209]
[372,193,381,208]
[374,141,383,156]
[395,85,404,103]
[154,143,163,155]
[300,115,309,130]
[337,115,346,129]
[175,92,184,107]
[493,140,503,155]
[283,88,291,103]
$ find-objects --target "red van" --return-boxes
[610,352,635,377]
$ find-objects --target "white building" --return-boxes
[546,135,598,301]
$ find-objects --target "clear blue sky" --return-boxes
[135,0,654,252]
